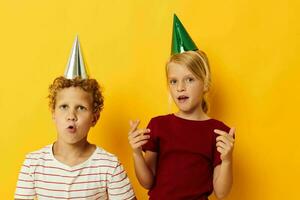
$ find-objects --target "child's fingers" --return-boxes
[132,134,150,144]
[215,129,235,142]
[229,127,236,138]
[129,129,150,139]
[217,147,225,154]
[216,134,234,143]
[132,140,149,149]
[129,134,150,149]
[129,120,140,133]
[214,129,227,136]
[216,141,228,150]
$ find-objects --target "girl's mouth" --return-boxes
[177,95,189,103]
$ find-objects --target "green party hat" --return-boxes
[171,14,198,55]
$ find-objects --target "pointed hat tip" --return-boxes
[64,35,88,79]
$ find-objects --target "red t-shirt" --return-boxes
[142,114,230,200]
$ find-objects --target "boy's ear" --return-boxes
[51,111,55,121]
[91,114,99,127]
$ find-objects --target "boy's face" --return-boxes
[52,87,96,145]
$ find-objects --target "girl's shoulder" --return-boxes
[208,118,231,132]
[150,113,173,121]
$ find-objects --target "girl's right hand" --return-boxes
[128,120,150,153]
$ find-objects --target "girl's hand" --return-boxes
[214,128,235,163]
[128,120,150,153]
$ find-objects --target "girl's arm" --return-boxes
[133,151,157,189]
[128,120,157,189]
[213,161,233,199]
[213,128,235,199]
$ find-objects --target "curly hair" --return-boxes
[48,76,104,123]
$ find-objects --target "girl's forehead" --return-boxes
[167,62,194,76]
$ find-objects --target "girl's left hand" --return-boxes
[214,128,235,163]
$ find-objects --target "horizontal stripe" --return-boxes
[32,171,113,178]
[35,186,106,192]
[22,164,116,172]
[109,181,131,190]
[31,179,109,185]
[36,190,104,199]
[109,186,133,196]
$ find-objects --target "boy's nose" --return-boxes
[67,111,77,121]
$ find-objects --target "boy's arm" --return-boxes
[213,128,235,199]
[107,161,136,200]
[15,157,36,200]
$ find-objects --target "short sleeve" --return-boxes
[107,161,135,200]
[14,157,36,199]
[142,118,159,152]
[213,122,231,167]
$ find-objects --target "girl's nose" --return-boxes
[177,81,186,92]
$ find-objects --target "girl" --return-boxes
[128,15,235,200]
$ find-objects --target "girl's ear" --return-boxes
[203,82,208,93]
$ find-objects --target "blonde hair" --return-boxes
[166,50,211,113]
[48,76,104,124]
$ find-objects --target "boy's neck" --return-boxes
[53,139,94,159]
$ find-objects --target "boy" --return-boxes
[15,37,135,200]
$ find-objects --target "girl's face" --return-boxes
[52,87,96,145]
[167,62,206,116]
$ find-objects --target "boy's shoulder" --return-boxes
[94,145,119,162]
[25,145,52,159]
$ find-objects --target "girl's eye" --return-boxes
[169,79,177,85]
[186,77,194,83]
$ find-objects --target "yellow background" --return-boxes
[0,0,299,199]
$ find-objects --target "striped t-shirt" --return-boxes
[15,144,135,200]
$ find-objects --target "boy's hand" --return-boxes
[214,128,235,163]
[128,120,150,153]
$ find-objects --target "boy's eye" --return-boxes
[59,105,68,110]
[77,106,87,111]
[169,79,177,85]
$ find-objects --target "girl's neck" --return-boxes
[176,108,210,121]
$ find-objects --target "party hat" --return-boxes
[171,14,198,55]
[64,35,88,79]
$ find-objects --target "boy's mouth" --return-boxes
[66,125,77,133]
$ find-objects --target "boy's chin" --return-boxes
[58,136,89,145]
